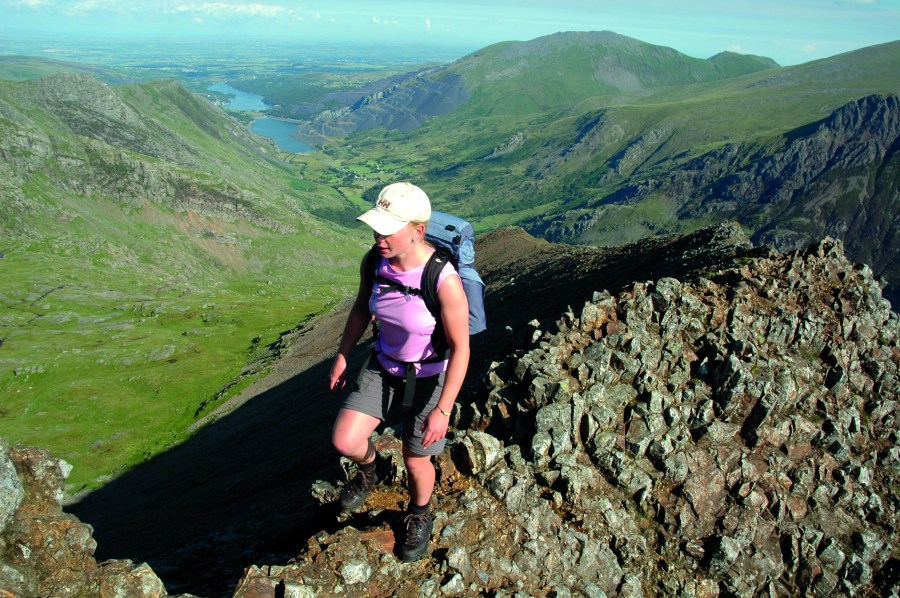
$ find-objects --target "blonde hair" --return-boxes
[408,220,431,246]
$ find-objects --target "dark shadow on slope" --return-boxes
[66,335,371,597]
[66,223,758,597]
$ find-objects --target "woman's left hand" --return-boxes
[421,408,451,448]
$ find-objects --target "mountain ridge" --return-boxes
[526,93,900,301]
[296,30,780,142]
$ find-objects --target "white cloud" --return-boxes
[66,0,120,16]
[370,15,399,25]
[182,2,290,18]
[8,0,302,19]
[165,1,308,21]
[425,17,431,31]
[15,0,54,7]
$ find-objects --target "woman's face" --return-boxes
[373,222,422,258]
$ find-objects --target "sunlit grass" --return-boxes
[0,235,356,492]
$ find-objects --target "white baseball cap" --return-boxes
[357,182,432,236]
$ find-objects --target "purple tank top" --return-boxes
[369,255,457,378]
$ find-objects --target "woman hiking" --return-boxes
[328,182,470,562]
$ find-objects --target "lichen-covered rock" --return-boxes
[469,236,899,595]
[0,440,25,534]
[0,441,179,597]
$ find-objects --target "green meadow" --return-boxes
[0,189,366,492]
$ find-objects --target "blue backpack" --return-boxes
[364,211,487,353]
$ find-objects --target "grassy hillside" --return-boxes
[0,74,369,492]
[448,31,780,117]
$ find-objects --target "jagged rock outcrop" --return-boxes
[235,234,898,597]
[0,439,183,597]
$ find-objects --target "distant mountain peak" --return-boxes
[297,29,780,141]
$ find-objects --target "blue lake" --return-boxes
[207,82,270,111]
[207,82,314,153]
[250,118,315,153]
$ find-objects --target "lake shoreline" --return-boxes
[249,116,317,153]
[209,82,317,153]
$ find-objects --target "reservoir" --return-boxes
[250,118,315,153]
[207,82,314,152]
[207,82,269,111]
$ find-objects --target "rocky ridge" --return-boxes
[0,439,177,597]
[2,224,898,596]
[229,234,898,596]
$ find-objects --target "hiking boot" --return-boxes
[398,511,433,562]
[338,457,385,512]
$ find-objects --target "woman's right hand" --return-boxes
[329,353,348,392]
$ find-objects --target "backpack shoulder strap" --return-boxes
[421,247,453,357]
[363,244,378,292]
[421,246,452,316]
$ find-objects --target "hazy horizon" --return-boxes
[2,0,899,67]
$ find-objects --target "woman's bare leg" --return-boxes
[332,408,381,463]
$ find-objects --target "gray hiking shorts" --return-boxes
[342,357,447,457]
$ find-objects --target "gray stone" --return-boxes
[338,559,372,585]
[0,440,25,533]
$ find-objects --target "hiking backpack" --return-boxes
[363,210,487,352]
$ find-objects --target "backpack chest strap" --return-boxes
[374,274,424,301]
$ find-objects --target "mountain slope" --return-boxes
[244,230,898,598]
[0,73,366,492]
[49,223,900,597]
[528,93,900,296]
[62,222,760,596]
[452,30,779,116]
[0,54,136,83]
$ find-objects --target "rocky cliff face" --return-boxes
[535,94,900,306]
[295,68,470,144]
[7,224,895,597]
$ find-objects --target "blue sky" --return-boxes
[2,0,899,66]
